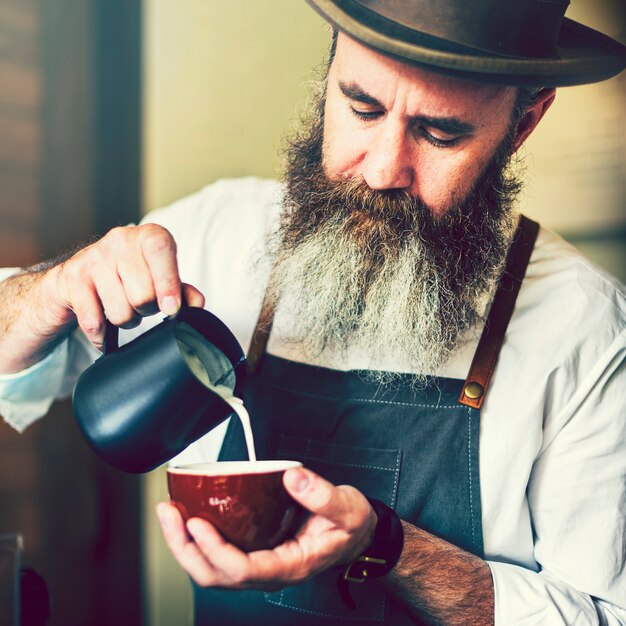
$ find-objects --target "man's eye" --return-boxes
[349,106,383,121]
[420,128,460,148]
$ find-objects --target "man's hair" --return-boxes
[511,87,545,123]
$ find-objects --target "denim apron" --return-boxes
[193,216,539,625]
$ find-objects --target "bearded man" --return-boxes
[0,1,624,625]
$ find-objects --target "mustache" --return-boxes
[283,177,423,249]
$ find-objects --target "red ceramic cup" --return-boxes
[167,460,303,552]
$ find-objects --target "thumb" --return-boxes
[283,467,369,529]
[181,282,205,309]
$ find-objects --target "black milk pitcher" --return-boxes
[72,307,247,473]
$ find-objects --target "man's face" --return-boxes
[322,34,518,216]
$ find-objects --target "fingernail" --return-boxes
[286,468,309,493]
[160,295,180,316]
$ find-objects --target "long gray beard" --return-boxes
[265,86,521,385]
[265,208,514,384]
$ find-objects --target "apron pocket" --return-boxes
[265,434,402,622]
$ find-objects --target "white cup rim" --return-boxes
[168,460,302,476]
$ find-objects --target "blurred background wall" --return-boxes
[0,1,142,625]
[0,1,623,625]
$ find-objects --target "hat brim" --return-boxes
[306,0,626,86]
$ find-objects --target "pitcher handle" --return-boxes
[103,320,119,355]
[103,291,189,355]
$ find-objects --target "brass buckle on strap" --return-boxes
[342,556,387,583]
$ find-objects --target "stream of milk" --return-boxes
[225,396,257,462]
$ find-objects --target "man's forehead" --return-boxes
[332,32,512,107]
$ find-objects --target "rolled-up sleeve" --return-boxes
[0,328,99,432]
[0,340,70,431]
[489,332,626,625]
[488,562,626,625]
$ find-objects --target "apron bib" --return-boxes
[193,216,539,625]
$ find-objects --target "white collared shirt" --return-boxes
[1,177,624,625]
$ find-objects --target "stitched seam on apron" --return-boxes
[467,408,476,548]
[290,453,397,473]
[390,450,401,508]
[257,380,459,408]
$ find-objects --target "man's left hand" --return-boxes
[156,467,377,590]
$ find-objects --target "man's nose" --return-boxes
[360,121,415,191]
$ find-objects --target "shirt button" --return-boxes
[464,382,484,400]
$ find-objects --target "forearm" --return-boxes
[0,264,76,374]
[384,521,493,626]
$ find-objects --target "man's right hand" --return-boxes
[0,223,205,373]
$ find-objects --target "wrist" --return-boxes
[353,501,378,561]
[35,264,77,332]
[337,498,405,608]
[24,267,76,363]
[348,498,404,579]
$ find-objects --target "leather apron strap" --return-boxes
[458,215,539,409]
[247,215,540,409]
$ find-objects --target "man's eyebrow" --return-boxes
[339,81,382,107]
[338,80,476,135]
[416,116,475,135]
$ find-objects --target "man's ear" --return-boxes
[512,88,556,152]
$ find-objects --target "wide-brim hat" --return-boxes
[305,0,626,86]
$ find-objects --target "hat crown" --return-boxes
[307,0,626,85]
[355,0,569,58]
